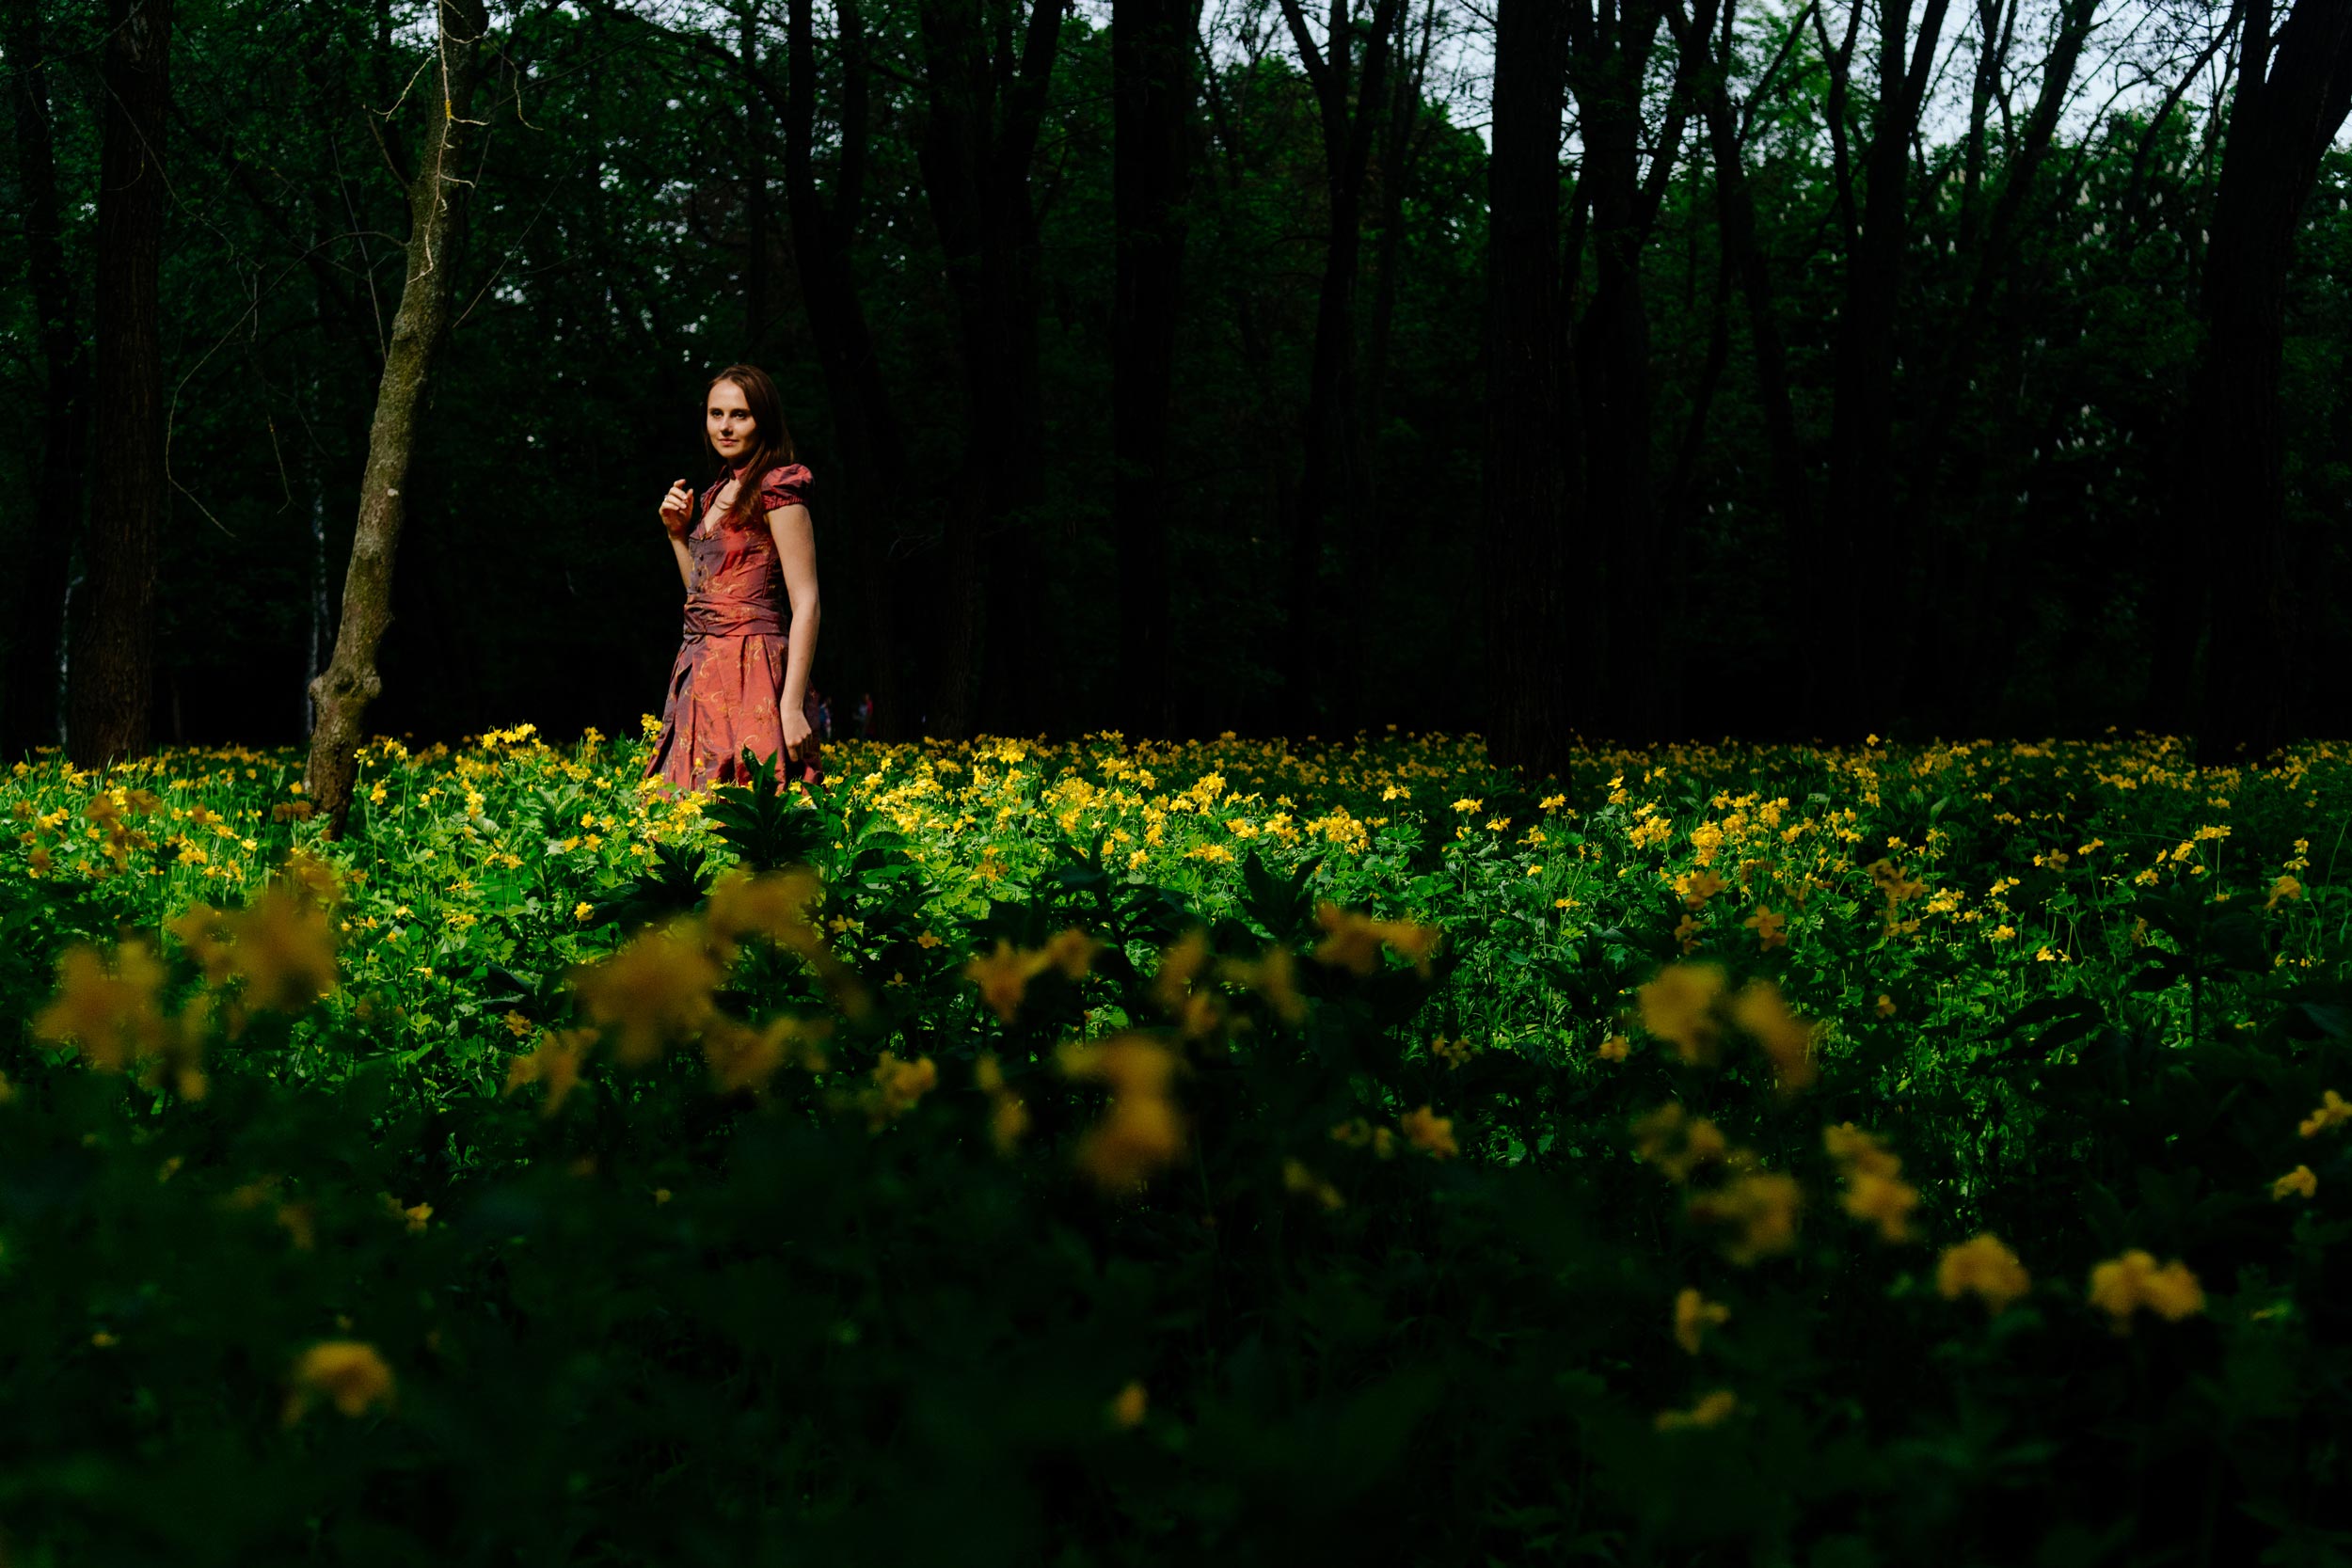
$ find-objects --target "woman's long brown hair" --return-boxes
[705,363,798,532]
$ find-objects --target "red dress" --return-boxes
[642,462,822,794]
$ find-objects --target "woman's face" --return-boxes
[707,380,756,464]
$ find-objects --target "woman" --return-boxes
[643,363,823,795]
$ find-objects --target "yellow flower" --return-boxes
[2271,1165,2317,1201]
[1311,902,1438,976]
[1840,1170,1921,1243]
[1107,1380,1149,1429]
[1654,1388,1738,1432]
[865,1052,938,1126]
[1688,1171,1804,1264]
[1632,1102,1729,1183]
[1873,993,1896,1018]
[1741,906,1787,951]
[573,901,595,923]
[1637,961,1727,1065]
[2087,1250,2205,1330]
[571,924,718,1066]
[285,1341,396,1422]
[1673,1288,1729,1354]
[2299,1090,2351,1138]
[33,940,171,1071]
[1729,979,1816,1092]
[1936,1234,2031,1314]
[504,1027,593,1115]
[1596,1033,1630,1063]
[501,1010,533,1039]
[1282,1157,1345,1210]
[1059,1036,1186,1193]
[1450,798,1483,814]
[1400,1105,1457,1159]
[2266,875,2303,910]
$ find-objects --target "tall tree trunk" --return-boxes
[1672,0,1806,714]
[2170,0,2352,759]
[740,8,771,357]
[1275,0,1404,732]
[305,0,491,830]
[1113,0,1200,738]
[914,0,1065,737]
[1815,0,1951,735]
[3,0,87,759]
[781,0,909,738]
[1340,0,1436,733]
[1483,0,1575,773]
[70,0,175,768]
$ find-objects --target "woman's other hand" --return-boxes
[780,702,815,764]
[659,478,694,539]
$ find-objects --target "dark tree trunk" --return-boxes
[1482,0,1576,774]
[1340,0,1435,733]
[2168,0,2352,759]
[740,8,772,357]
[914,0,1065,737]
[1815,0,1951,735]
[1274,0,1404,732]
[1112,0,1200,737]
[305,0,492,830]
[3,0,87,759]
[71,0,175,768]
[1674,0,1806,712]
[782,0,909,738]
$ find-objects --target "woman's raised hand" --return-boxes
[659,478,694,539]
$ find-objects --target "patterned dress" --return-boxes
[642,462,821,794]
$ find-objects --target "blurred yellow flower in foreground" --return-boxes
[505,1027,593,1116]
[1638,961,1727,1065]
[1059,1036,1185,1193]
[1107,1380,1149,1429]
[2271,1165,2317,1201]
[572,922,719,1066]
[1936,1234,2031,1315]
[2300,1090,2351,1138]
[1654,1389,1738,1433]
[34,940,171,1072]
[2087,1250,2204,1331]
[285,1340,396,1424]
[1400,1105,1457,1159]
[1689,1171,1804,1265]
[1674,1289,1729,1354]
[1730,979,1816,1093]
[1311,902,1438,977]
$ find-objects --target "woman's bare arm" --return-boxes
[767,502,820,754]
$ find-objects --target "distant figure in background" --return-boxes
[852,691,874,738]
[645,363,823,794]
[814,689,833,743]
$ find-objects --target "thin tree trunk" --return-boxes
[1341,0,1436,733]
[70,0,175,768]
[1274,0,1404,731]
[740,8,771,356]
[1483,0,1575,773]
[1672,0,1806,691]
[1113,0,1200,737]
[2171,0,2352,759]
[779,0,909,738]
[1815,0,1951,734]
[914,0,1065,737]
[3,0,87,758]
[305,0,491,830]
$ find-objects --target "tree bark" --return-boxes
[1113,0,1200,737]
[914,0,1066,737]
[2169,0,2352,759]
[782,0,909,738]
[3,0,87,759]
[1274,0,1405,732]
[1482,0,1576,773]
[1814,0,1951,735]
[71,0,175,768]
[305,0,492,830]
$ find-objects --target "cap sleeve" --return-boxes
[758,463,814,514]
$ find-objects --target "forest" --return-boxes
[7,0,2352,773]
[6,3,2352,1562]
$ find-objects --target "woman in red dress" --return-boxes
[644,363,823,795]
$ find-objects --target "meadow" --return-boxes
[2,724,2347,1565]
